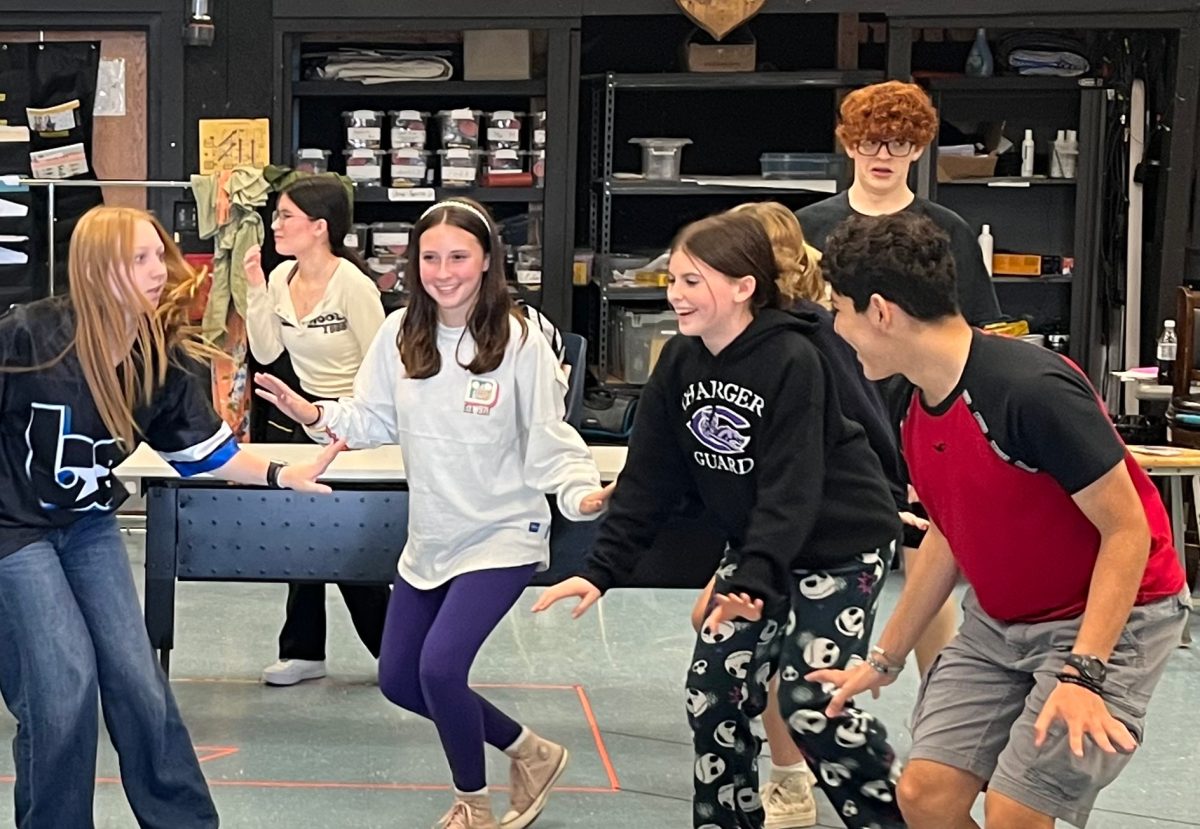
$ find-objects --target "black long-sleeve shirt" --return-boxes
[796,191,1002,326]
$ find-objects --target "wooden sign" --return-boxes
[675,0,765,40]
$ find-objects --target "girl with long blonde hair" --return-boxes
[0,205,341,827]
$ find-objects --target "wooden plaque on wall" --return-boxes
[675,0,766,40]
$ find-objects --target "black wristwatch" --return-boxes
[1064,653,1107,685]
[265,460,288,489]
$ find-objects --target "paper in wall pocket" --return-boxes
[0,199,26,218]
[29,143,88,179]
[26,100,80,134]
[0,245,28,266]
[0,234,30,268]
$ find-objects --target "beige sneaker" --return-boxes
[762,769,817,829]
[435,794,499,829]
[499,732,569,829]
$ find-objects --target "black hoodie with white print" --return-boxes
[581,307,899,612]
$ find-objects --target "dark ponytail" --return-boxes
[280,175,369,276]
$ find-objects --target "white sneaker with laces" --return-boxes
[762,768,818,829]
[261,658,326,686]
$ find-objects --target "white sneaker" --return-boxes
[261,658,326,686]
[762,769,817,829]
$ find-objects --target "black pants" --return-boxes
[261,400,390,662]
[689,542,905,829]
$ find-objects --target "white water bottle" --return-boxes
[1021,129,1035,178]
[978,224,994,277]
[1050,129,1067,178]
[1061,129,1079,178]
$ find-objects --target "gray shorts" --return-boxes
[909,587,1191,827]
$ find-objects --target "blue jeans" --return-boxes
[0,515,217,828]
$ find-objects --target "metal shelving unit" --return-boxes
[599,178,838,196]
[584,69,880,380]
[274,18,579,324]
[292,79,548,98]
[922,78,1107,351]
[352,186,544,203]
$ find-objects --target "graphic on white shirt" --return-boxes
[463,378,499,415]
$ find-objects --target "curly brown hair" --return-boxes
[823,212,959,322]
[835,81,938,151]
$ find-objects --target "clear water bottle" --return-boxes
[965,28,994,77]
[1157,319,1177,385]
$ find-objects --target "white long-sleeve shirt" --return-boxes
[246,258,384,398]
[313,310,601,588]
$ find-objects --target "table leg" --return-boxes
[1170,477,1185,564]
[1170,477,1193,647]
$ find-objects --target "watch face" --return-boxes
[1069,654,1106,682]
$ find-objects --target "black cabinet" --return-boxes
[920,76,1108,371]
[580,69,882,381]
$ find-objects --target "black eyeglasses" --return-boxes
[856,139,915,158]
[271,210,318,224]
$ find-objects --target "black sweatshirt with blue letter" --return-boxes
[581,308,899,610]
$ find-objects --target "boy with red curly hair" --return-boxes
[796,82,1002,692]
[797,80,1000,326]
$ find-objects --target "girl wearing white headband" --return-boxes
[256,197,610,829]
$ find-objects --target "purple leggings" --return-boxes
[378,563,536,792]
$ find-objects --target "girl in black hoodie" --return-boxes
[534,212,905,829]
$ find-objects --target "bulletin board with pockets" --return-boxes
[0,40,104,300]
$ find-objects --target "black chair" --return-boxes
[562,333,587,429]
[1168,287,1200,448]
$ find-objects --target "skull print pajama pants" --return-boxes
[687,541,906,829]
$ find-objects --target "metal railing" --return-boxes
[11,178,193,296]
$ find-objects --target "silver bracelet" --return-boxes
[867,645,904,675]
[865,654,900,675]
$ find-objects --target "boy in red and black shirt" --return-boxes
[812,210,1190,829]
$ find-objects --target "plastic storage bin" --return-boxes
[630,138,692,180]
[486,148,525,176]
[343,110,384,149]
[389,148,431,187]
[294,149,330,174]
[370,222,412,257]
[531,149,545,188]
[367,255,406,294]
[439,148,482,187]
[486,111,524,147]
[532,110,547,148]
[612,309,678,384]
[759,152,845,180]
[515,245,541,286]
[343,149,385,187]
[389,110,428,148]
[437,109,483,148]
[344,223,369,257]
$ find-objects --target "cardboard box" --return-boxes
[682,27,756,73]
[937,122,1005,181]
[993,253,1069,276]
[937,153,997,182]
[463,30,531,81]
